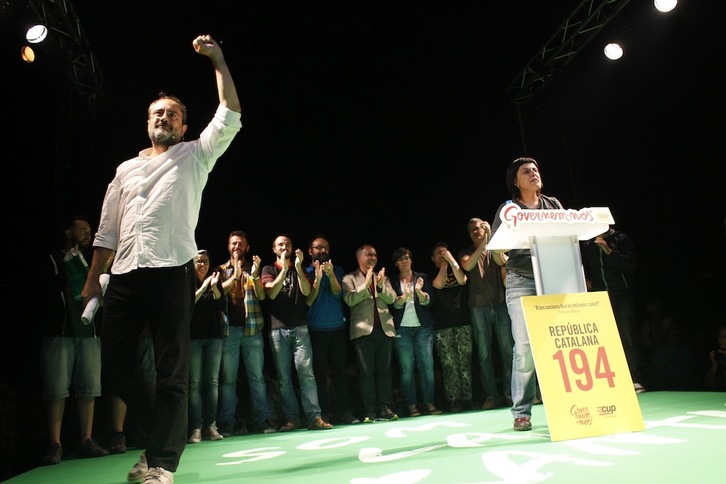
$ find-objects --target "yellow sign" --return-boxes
[521,291,644,441]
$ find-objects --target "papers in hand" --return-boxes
[81,273,111,325]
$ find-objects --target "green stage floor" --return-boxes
[8,391,726,483]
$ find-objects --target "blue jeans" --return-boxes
[188,338,222,430]
[393,326,436,405]
[219,328,272,429]
[505,272,537,419]
[269,326,321,424]
[470,302,514,402]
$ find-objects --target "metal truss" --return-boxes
[26,0,103,102]
[507,0,631,106]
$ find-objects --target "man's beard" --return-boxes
[149,127,179,146]
[314,253,330,263]
[76,236,91,250]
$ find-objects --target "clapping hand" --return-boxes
[442,249,456,267]
[251,255,261,277]
[375,267,386,287]
[322,260,334,277]
[294,248,304,268]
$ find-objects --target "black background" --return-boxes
[1,0,724,478]
[8,0,719,322]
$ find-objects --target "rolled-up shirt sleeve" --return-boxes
[93,176,121,251]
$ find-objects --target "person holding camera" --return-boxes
[704,324,726,392]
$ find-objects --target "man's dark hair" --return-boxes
[64,214,90,231]
[308,234,329,248]
[228,230,248,241]
[431,241,448,257]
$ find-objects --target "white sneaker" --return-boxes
[187,428,202,444]
[633,383,646,393]
[143,467,173,483]
[127,452,148,483]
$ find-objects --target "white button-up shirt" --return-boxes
[94,105,242,275]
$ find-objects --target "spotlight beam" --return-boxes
[26,0,103,104]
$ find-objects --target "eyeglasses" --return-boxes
[150,108,182,121]
[195,260,210,265]
[312,245,330,251]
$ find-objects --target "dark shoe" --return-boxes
[446,400,461,413]
[254,419,277,434]
[426,405,443,415]
[363,408,377,423]
[279,420,298,432]
[307,417,334,430]
[217,422,233,437]
[127,452,148,483]
[339,411,360,425]
[108,432,127,454]
[513,417,532,431]
[78,438,109,458]
[40,443,62,466]
[376,407,399,422]
[408,405,422,417]
[481,397,497,410]
[130,429,148,449]
[233,423,249,436]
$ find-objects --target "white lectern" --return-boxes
[488,205,644,442]
[487,205,615,295]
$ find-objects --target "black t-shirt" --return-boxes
[261,263,310,329]
[430,269,470,330]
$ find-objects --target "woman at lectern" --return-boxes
[490,157,563,432]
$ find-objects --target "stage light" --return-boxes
[654,0,677,13]
[604,43,623,61]
[26,24,48,44]
[21,46,36,63]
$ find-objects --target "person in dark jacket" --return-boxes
[581,226,644,393]
[389,247,442,417]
